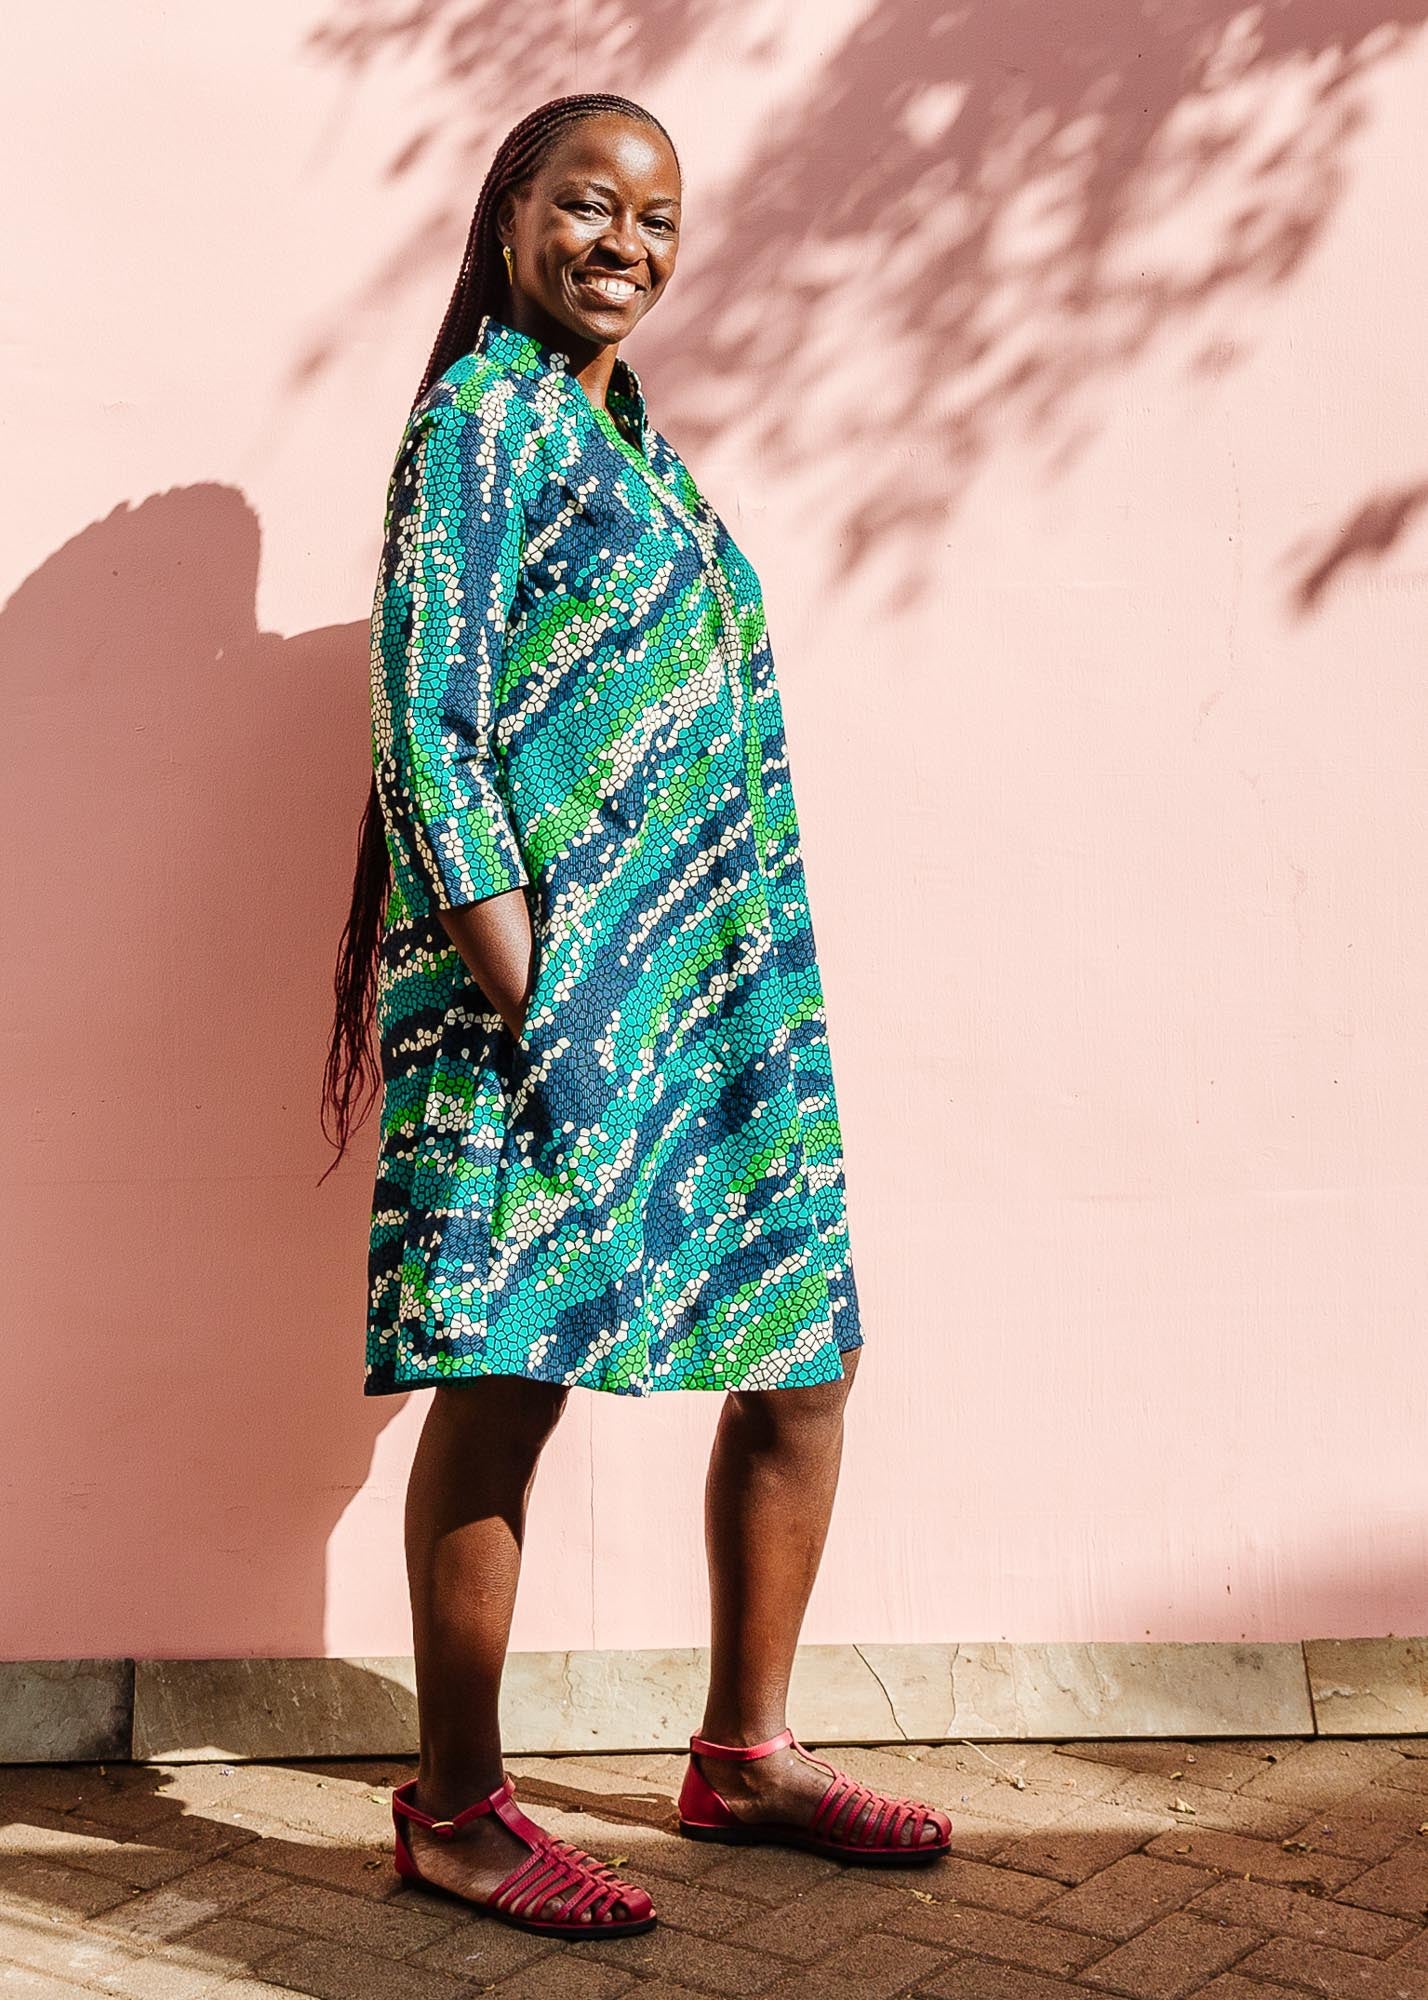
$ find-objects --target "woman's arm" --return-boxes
[437,887,534,1039]
[371,390,535,929]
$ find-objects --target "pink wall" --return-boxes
[5,3,1428,1661]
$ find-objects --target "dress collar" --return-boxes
[473,311,650,457]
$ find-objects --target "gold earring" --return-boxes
[502,243,514,282]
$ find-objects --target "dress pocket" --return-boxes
[401,1000,511,1342]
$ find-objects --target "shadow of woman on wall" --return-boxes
[0,483,398,1659]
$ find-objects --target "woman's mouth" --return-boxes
[573,271,642,305]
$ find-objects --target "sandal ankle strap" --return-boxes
[689,1725,795,1762]
[392,1774,512,1838]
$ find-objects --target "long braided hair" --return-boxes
[320,92,678,1180]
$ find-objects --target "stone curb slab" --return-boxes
[0,1659,132,1763]
[1304,1637,1428,1734]
[3,1640,1417,1763]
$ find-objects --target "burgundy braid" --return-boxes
[320,94,678,1180]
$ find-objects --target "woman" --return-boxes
[323,91,951,1938]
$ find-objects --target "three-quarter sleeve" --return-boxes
[370,388,534,923]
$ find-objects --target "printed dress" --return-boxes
[365,311,862,1396]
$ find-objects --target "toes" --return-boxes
[894,1806,946,1845]
[558,1885,645,1925]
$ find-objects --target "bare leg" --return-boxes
[696,1348,940,1848]
[701,1349,860,1741]
[407,1376,565,1802]
[398,1376,642,1917]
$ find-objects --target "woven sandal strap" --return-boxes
[866,1792,921,1844]
[392,1775,511,1837]
[498,1852,561,1919]
[689,1725,794,1761]
[496,1842,627,1922]
[497,1850,573,1920]
[489,1784,558,1848]
[811,1771,857,1837]
[561,1870,619,1922]
[811,1771,927,1845]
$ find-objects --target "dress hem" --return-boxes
[363,1330,864,1399]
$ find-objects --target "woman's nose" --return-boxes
[599,213,642,261]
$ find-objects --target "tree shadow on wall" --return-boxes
[1285,476,1428,612]
[301,0,1428,601]
[0,489,386,1655]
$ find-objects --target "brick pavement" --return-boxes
[3,1735,1428,1998]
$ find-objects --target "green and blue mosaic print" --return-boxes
[366,312,862,1395]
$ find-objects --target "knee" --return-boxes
[726,1352,857,1448]
[431,1376,570,1457]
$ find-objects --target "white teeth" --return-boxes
[580,275,637,299]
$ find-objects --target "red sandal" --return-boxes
[677,1727,952,1864]
[392,1775,657,1936]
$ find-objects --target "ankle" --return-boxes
[695,1721,789,1753]
[414,1763,505,1818]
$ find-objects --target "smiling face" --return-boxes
[497,113,681,357]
